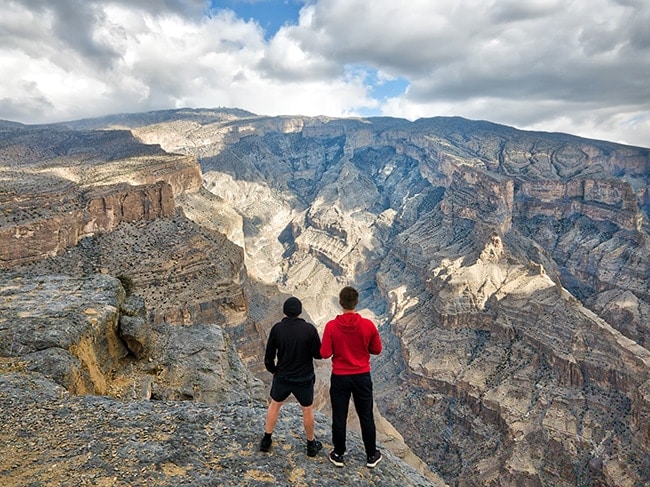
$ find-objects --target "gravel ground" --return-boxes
[0,372,438,486]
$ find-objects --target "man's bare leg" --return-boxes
[264,399,283,434]
[301,404,315,441]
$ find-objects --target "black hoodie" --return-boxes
[264,316,322,381]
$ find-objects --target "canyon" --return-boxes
[1,108,648,486]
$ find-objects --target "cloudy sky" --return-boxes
[1,0,649,147]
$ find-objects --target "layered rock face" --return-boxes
[116,110,649,486]
[2,109,649,486]
[0,115,442,485]
[0,124,201,267]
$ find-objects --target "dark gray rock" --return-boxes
[119,314,150,358]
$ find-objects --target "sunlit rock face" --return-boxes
[2,108,649,486]
[127,110,650,486]
[0,124,201,268]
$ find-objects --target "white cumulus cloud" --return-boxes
[0,0,648,147]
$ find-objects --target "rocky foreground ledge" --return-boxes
[0,373,436,487]
[0,272,441,486]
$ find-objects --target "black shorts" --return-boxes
[270,375,315,407]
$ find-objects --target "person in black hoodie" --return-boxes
[260,296,323,457]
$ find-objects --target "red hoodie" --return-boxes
[320,312,382,375]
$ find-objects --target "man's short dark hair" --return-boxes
[339,286,359,310]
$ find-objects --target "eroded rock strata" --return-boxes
[1,109,649,486]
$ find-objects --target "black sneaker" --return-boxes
[366,450,382,468]
[329,450,344,467]
[307,439,322,457]
[259,435,272,452]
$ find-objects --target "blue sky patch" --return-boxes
[345,64,409,114]
[210,0,304,39]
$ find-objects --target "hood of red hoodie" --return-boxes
[335,313,360,333]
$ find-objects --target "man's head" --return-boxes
[283,296,302,317]
[339,286,359,311]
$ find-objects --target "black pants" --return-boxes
[329,372,376,457]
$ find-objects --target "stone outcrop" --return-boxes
[0,273,263,403]
[0,273,128,395]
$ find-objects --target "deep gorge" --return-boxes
[1,109,649,486]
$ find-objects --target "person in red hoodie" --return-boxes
[320,286,383,469]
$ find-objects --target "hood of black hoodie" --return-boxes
[335,313,360,333]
